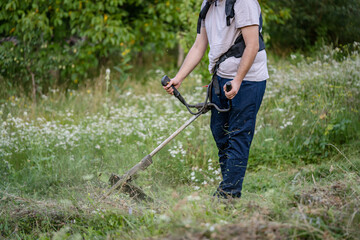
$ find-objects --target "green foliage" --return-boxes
[0,0,182,97]
[1,0,360,97]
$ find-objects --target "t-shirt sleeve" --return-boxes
[234,0,260,29]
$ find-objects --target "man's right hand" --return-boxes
[163,77,182,95]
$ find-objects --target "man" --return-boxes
[164,0,268,199]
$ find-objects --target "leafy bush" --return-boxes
[1,0,360,99]
[0,0,182,98]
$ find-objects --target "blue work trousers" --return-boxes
[211,76,266,198]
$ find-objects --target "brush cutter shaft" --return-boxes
[100,114,201,200]
[150,114,201,156]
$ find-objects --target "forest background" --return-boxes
[1,0,359,98]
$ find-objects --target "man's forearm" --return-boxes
[233,44,259,84]
[164,31,208,95]
[175,44,207,81]
[233,25,260,85]
[223,25,260,99]
[175,31,208,82]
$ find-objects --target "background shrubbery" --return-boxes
[1,0,360,99]
[263,0,360,52]
[0,0,182,97]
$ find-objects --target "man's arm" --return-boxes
[224,25,259,99]
[164,28,208,95]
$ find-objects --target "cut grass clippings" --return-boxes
[1,155,359,239]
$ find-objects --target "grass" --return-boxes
[0,47,360,239]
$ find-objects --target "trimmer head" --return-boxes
[108,174,152,202]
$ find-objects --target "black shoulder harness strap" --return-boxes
[197,0,266,96]
[212,15,265,74]
[225,0,236,26]
[211,22,265,96]
[197,1,213,34]
[197,0,236,34]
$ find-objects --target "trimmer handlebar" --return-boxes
[161,75,232,115]
[161,75,177,95]
[161,75,187,106]
[225,81,232,92]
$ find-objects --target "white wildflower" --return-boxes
[187,195,201,201]
[158,214,170,222]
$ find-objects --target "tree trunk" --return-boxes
[177,43,184,68]
[26,65,36,107]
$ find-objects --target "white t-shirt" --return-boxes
[201,0,269,81]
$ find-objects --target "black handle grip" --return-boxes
[225,81,233,109]
[161,75,181,97]
[161,75,187,106]
[161,75,171,87]
[225,81,232,92]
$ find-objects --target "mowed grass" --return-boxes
[0,47,360,239]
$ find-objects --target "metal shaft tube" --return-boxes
[150,114,201,157]
[100,113,201,200]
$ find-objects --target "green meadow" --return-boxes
[1,46,360,239]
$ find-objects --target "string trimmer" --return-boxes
[100,75,232,201]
